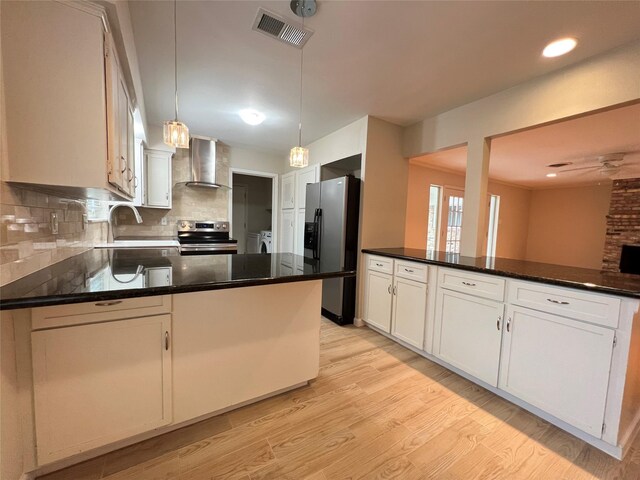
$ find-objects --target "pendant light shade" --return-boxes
[289,146,309,168]
[163,120,189,149]
[163,0,189,148]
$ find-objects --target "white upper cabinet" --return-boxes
[144,150,173,209]
[2,1,135,200]
[281,172,296,209]
[295,167,318,210]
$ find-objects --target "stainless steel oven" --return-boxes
[177,220,238,255]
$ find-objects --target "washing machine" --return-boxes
[259,230,272,254]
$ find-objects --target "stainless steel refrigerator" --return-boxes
[304,176,360,325]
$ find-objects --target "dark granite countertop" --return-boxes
[0,249,356,310]
[363,248,640,300]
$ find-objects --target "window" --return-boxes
[443,189,464,254]
[86,199,109,222]
[426,185,441,252]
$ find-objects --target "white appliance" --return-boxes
[247,232,261,254]
[260,230,272,253]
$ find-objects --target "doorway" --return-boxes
[229,169,278,254]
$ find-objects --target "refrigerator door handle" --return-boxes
[312,208,319,260]
[316,208,322,260]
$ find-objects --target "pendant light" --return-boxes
[163,0,189,148]
[289,8,309,168]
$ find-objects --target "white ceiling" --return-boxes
[128,1,640,155]
[411,102,640,189]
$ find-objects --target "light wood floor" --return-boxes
[40,319,640,480]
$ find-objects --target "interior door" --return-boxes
[232,184,248,254]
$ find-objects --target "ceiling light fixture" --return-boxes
[239,109,266,126]
[289,1,315,168]
[546,173,557,178]
[542,38,577,58]
[163,0,189,149]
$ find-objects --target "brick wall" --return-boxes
[602,178,640,272]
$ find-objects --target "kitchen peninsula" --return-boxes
[362,247,640,459]
[0,250,355,472]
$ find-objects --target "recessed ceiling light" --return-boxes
[543,38,577,58]
[239,109,266,125]
[546,173,557,178]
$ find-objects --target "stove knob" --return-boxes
[216,224,221,230]
[180,222,187,228]
[188,223,194,229]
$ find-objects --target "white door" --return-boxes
[280,209,295,253]
[145,150,172,208]
[295,209,306,255]
[31,315,172,463]
[281,172,295,209]
[499,305,615,437]
[232,184,248,254]
[364,270,393,333]
[391,276,427,349]
[434,288,504,386]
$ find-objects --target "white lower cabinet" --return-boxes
[499,305,615,437]
[31,314,172,463]
[434,288,504,387]
[391,276,427,348]
[364,270,393,332]
[364,255,428,349]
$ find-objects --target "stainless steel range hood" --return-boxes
[184,135,227,188]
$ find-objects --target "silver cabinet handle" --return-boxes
[506,317,511,333]
[404,268,414,273]
[388,285,392,294]
[165,331,170,351]
[462,281,476,287]
[134,176,139,188]
[376,263,383,267]
[120,156,127,173]
[497,316,501,331]
[393,286,397,295]
[127,167,134,182]
[95,300,122,307]
[547,298,569,305]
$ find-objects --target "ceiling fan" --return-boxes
[548,151,640,177]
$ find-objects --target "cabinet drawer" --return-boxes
[32,295,172,330]
[438,268,505,302]
[395,260,428,283]
[507,281,620,328]
[367,255,393,274]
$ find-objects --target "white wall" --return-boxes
[403,40,640,256]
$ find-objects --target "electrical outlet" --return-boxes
[50,212,59,234]
[160,216,168,226]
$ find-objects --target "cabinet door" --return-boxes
[295,165,318,210]
[31,315,172,463]
[145,150,172,208]
[364,270,393,333]
[281,173,295,209]
[391,277,427,349]
[117,76,129,192]
[280,209,295,253]
[126,105,135,195]
[434,288,504,386]
[499,305,615,437]
[105,33,123,190]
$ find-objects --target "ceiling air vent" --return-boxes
[252,8,313,48]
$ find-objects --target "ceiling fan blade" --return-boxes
[559,165,601,173]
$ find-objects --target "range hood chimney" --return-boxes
[184,135,227,188]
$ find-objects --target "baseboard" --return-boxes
[20,473,36,480]
[620,409,640,459]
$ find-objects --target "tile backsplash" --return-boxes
[0,182,106,286]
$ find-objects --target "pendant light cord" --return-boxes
[174,0,179,121]
[298,10,304,147]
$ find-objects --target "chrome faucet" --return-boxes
[107,203,143,243]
